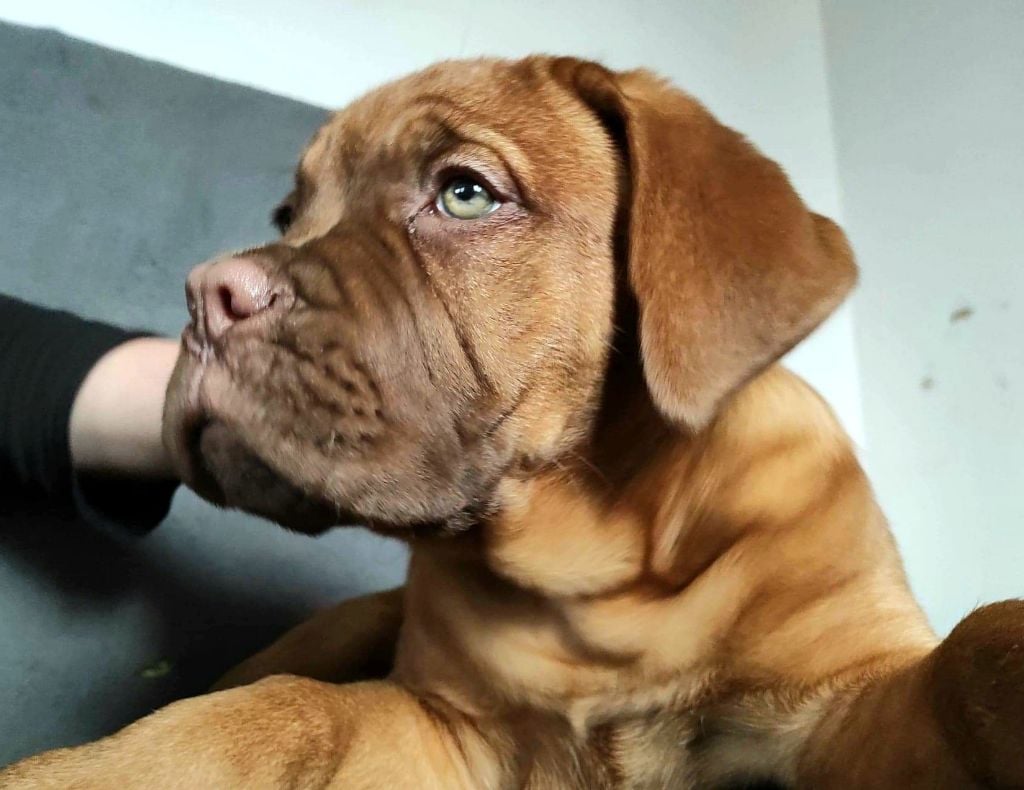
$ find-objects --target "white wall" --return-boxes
[0,0,864,443]
[823,0,1024,634]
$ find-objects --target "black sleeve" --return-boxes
[0,294,177,534]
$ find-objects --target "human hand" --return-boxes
[69,336,180,479]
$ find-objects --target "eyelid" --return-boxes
[428,151,521,204]
[436,166,506,203]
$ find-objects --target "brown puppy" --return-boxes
[3,57,1022,789]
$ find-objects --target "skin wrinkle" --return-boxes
[220,330,414,512]
[411,123,478,191]
[289,260,348,311]
[249,328,378,445]
[420,254,494,396]
[388,97,535,214]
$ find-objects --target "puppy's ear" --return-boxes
[553,59,858,431]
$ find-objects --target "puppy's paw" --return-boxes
[931,599,1024,788]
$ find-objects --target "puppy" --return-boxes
[3,56,1022,789]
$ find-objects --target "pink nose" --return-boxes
[186,255,290,342]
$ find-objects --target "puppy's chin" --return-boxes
[193,421,345,534]
[189,422,484,540]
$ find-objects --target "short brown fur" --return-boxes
[3,57,1022,789]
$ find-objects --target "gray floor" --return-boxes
[0,22,407,763]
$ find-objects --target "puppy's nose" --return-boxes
[186,255,291,342]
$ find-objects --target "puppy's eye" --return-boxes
[272,204,295,234]
[436,177,499,220]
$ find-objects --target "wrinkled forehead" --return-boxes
[295,58,591,191]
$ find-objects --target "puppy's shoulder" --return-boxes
[714,365,852,455]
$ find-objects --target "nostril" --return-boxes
[214,282,258,323]
[217,281,282,324]
[217,285,235,321]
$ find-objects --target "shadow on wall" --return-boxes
[0,22,407,764]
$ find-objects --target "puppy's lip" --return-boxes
[180,410,227,506]
[170,335,226,502]
[169,348,326,521]
[182,324,203,358]
[191,417,348,533]
[188,429,228,506]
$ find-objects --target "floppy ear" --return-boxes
[553,59,858,431]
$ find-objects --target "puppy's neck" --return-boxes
[397,367,883,717]
[478,365,857,596]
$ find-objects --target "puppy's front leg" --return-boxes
[798,600,1024,788]
[0,676,477,790]
[213,587,404,691]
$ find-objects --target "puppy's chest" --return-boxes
[511,710,796,790]
[589,715,702,789]
[501,710,694,790]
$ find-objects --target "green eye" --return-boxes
[437,177,499,220]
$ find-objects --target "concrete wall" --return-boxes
[822,0,1024,634]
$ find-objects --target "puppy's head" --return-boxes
[163,57,856,534]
